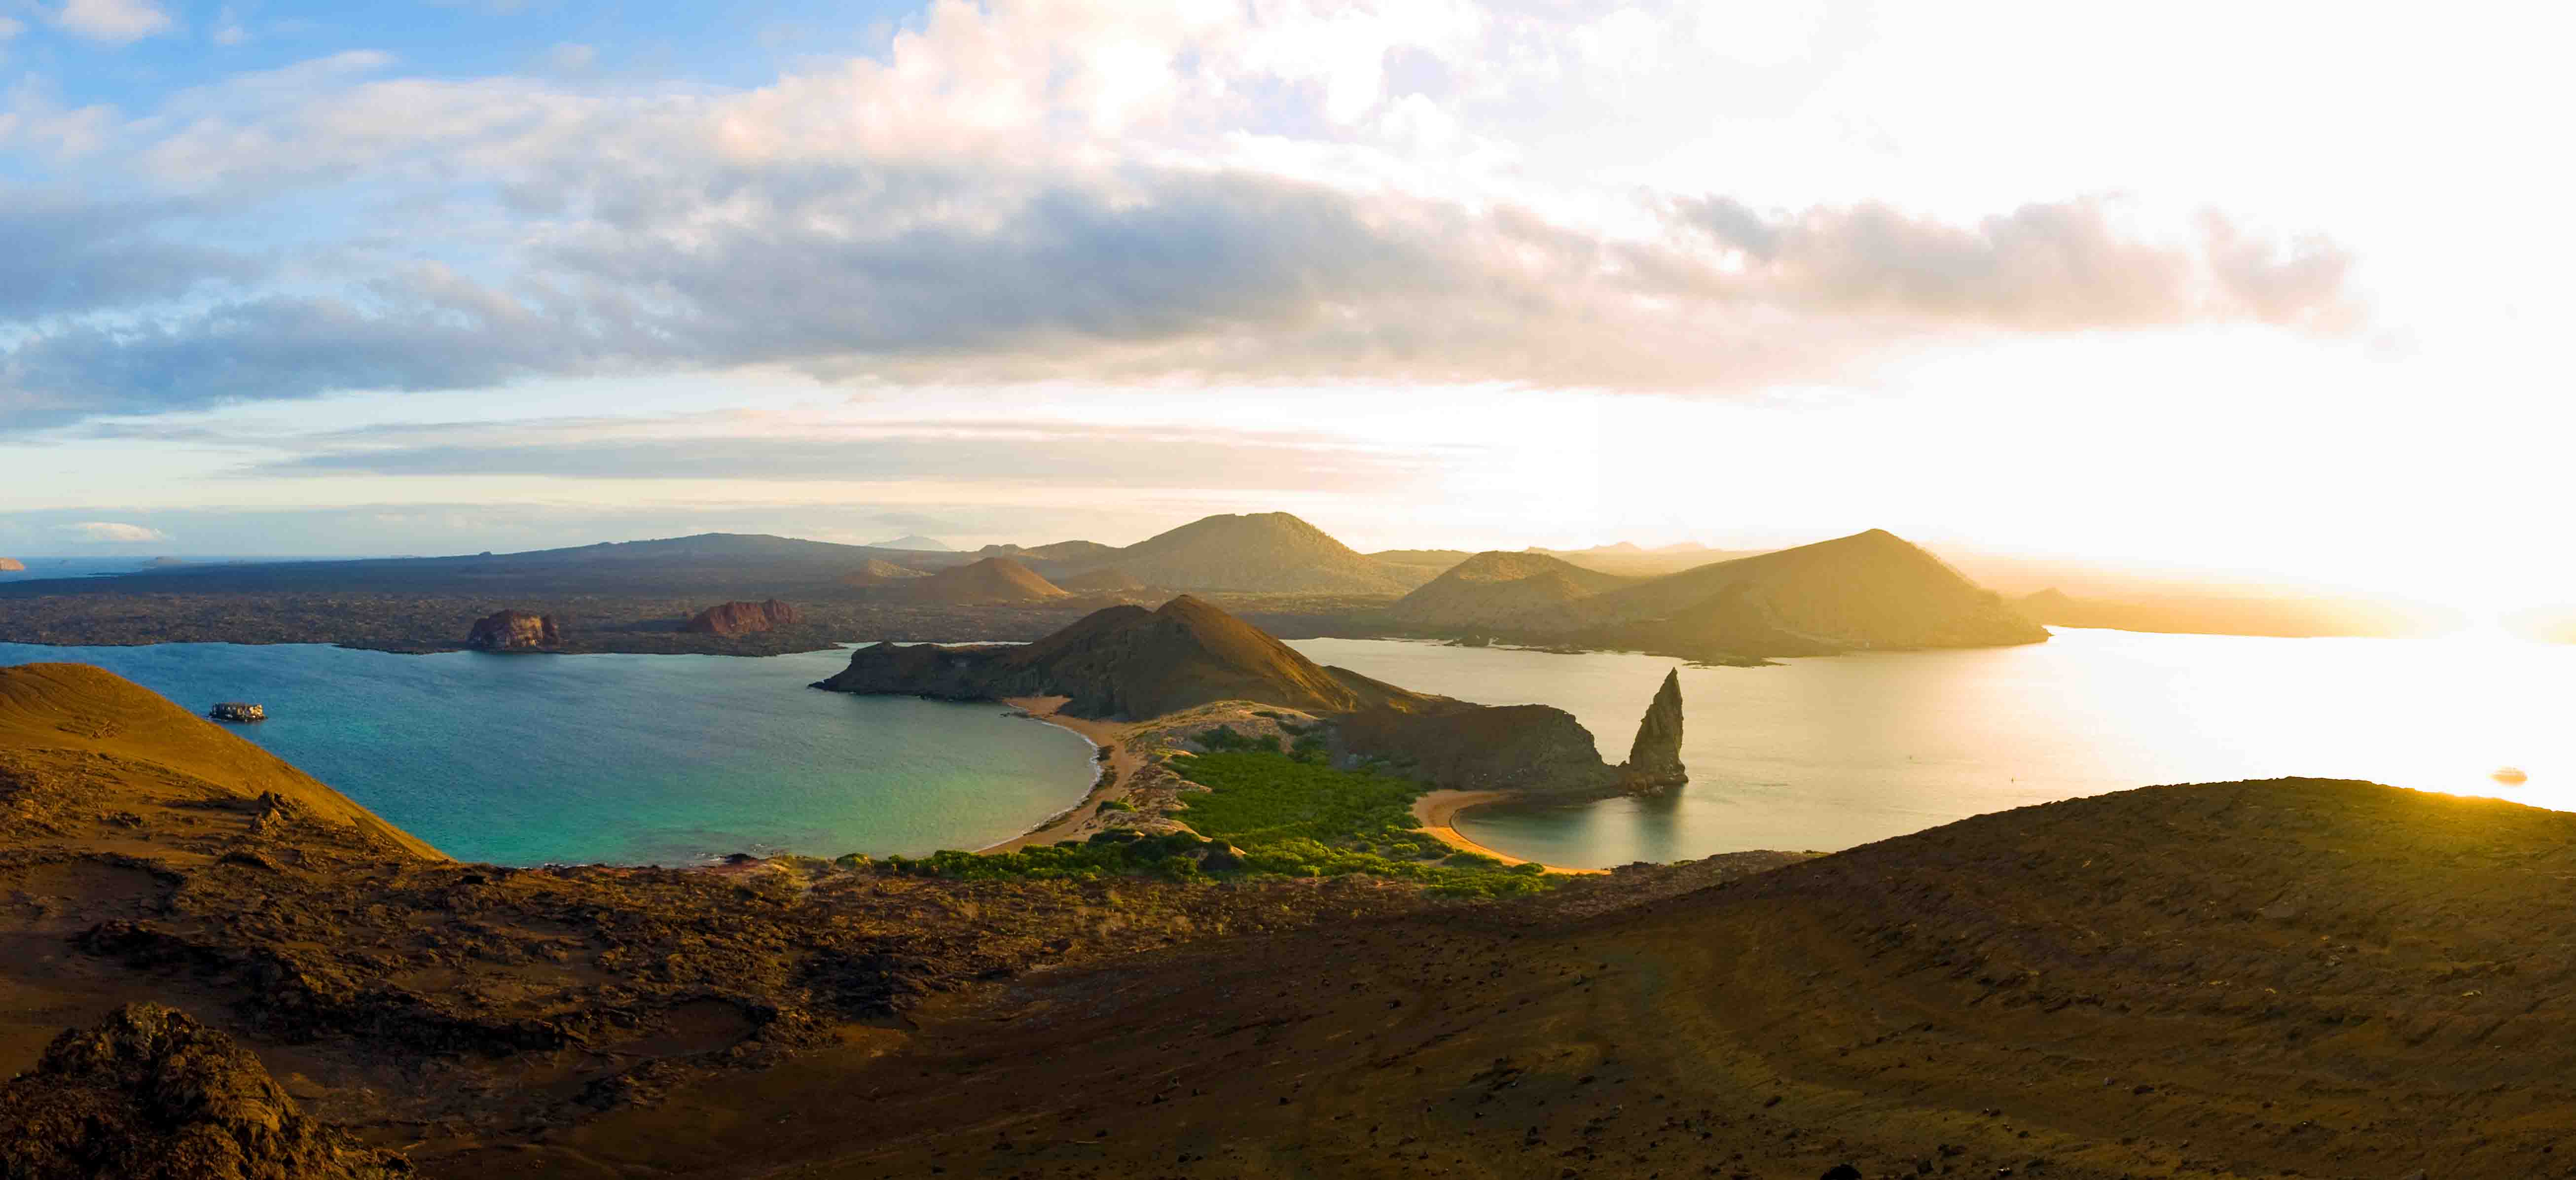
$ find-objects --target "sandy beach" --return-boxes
[979,696,1147,853]
[1412,789,1605,875]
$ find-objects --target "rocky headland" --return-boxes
[680,598,802,636]
[463,609,562,651]
[819,595,1686,807]
[0,558,24,572]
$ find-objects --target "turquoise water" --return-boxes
[0,642,1092,865]
[1289,629,2576,868]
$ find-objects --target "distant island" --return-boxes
[1380,528,2047,663]
[0,512,2061,661]
[0,557,23,572]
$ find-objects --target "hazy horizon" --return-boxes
[4,1,2568,618]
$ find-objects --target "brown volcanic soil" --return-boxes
[15,664,2576,1177]
[476,778,2576,1180]
[899,557,1071,605]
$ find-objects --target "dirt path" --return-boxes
[1411,790,1605,875]
[978,697,1147,854]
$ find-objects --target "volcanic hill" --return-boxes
[822,594,1423,720]
[1384,550,1635,629]
[1452,528,2049,661]
[896,556,1070,604]
[1067,512,1423,594]
[0,662,440,860]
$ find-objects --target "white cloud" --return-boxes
[0,0,2370,433]
[62,520,169,542]
[0,16,27,40]
[54,0,177,44]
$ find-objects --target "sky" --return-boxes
[1,1,2571,615]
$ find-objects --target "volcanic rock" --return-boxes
[683,599,803,636]
[1617,669,1687,790]
[899,557,1070,605]
[465,609,562,651]
[1070,512,1420,594]
[821,595,1428,720]
[0,1002,411,1179]
[1333,702,1620,797]
[1529,528,2047,659]
[1385,550,1633,629]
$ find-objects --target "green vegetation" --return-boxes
[874,747,1553,897]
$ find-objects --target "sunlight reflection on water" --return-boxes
[1289,628,2576,868]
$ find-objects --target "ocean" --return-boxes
[1287,628,2576,867]
[0,641,1092,865]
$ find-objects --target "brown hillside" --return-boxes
[1534,528,2047,653]
[1384,550,1634,628]
[0,662,442,860]
[454,778,2576,1180]
[1076,512,1418,594]
[821,595,1427,720]
[898,556,1069,604]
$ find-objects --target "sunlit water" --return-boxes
[1287,629,2576,868]
[0,642,1090,865]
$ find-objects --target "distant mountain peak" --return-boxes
[872,534,954,552]
[1093,511,1413,595]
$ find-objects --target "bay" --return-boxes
[0,641,1091,866]
[1287,629,2576,868]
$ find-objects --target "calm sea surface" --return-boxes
[0,642,1090,865]
[8,629,2568,871]
[1287,629,2576,868]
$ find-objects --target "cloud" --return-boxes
[0,17,24,40]
[1669,195,2360,331]
[242,416,1451,492]
[61,520,169,542]
[54,0,177,43]
[0,188,262,320]
[0,1,2367,432]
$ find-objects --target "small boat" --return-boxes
[2492,766,2529,786]
[210,702,266,723]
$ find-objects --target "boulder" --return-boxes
[0,1002,411,1179]
[465,609,562,651]
[1616,669,1688,790]
[683,599,803,637]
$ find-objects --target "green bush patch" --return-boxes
[871,749,1555,897]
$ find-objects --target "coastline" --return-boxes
[1411,790,1606,875]
[979,696,1148,853]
